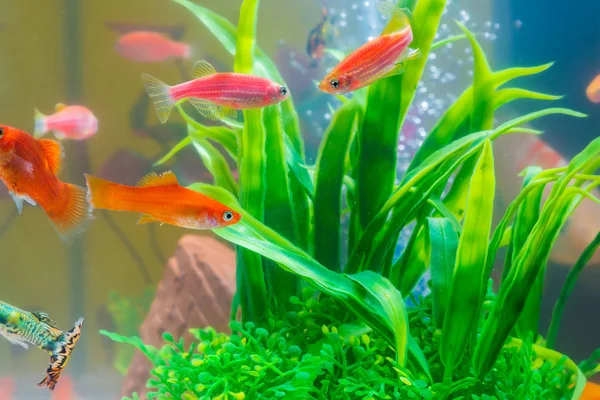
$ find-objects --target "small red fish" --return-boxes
[318,1,418,94]
[586,73,600,103]
[141,60,289,123]
[85,171,241,229]
[115,31,190,63]
[0,377,16,400]
[0,125,91,240]
[34,103,98,140]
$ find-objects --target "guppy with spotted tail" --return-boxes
[0,301,83,391]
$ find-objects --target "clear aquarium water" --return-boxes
[0,0,599,399]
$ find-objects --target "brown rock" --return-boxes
[120,234,236,399]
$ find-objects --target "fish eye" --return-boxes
[330,79,340,89]
[223,210,234,221]
[279,86,288,96]
[0,127,4,139]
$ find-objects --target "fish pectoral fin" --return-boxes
[136,170,179,187]
[32,312,58,328]
[137,214,160,225]
[189,98,220,121]
[398,47,421,62]
[219,107,238,120]
[192,60,217,78]
[54,103,68,112]
[52,131,66,140]
[381,63,405,79]
[0,331,29,350]
[37,139,64,175]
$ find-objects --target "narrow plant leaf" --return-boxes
[441,140,495,378]
[547,231,600,349]
[314,100,359,271]
[427,217,459,328]
[154,136,192,167]
[233,0,267,324]
[192,138,238,196]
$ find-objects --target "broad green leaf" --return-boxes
[441,140,495,377]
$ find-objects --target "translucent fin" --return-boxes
[399,47,421,62]
[32,312,58,328]
[377,1,412,34]
[34,109,47,138]
[54,103,68,112]
[10,192,36,214]
[189,98,220,121]
[218,107,238,120]
[0,332,29,350]
[37,318,83,391]
[137,214,160,225]
[381,63,405,79]
[192,60,217,78]
[48,183,92,242]
[52,131,66,140]
[37,139,64,175]
[141,73,175,124]
[136,171,179,187]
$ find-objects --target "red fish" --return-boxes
[0,377,16,400]
[115,31,190,63]
[318,1,418,94]
[34,103,98,140]
[85,171,241,229]
[586,73,600,103]
[0,125,91,240]
[141,60,289,123]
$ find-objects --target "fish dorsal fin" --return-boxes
[193,60,217,78]
[55,103,68,112]
[376,1,412,35]
[32,312,58,328]
[137,214,160,225]
[37,139,64,175]
[136,171,179,187]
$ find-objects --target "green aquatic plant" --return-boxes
[104,0,600,398]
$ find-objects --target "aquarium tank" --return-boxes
[0,0,599,399]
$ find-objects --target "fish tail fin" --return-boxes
[48,183,92,242]
[84,174,119,211]
[37,318,83,391]
[141,73,175,123]
[34,108,48,138]
[376,1,412,34]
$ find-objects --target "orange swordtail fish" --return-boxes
[0,125,91,240]
[84,171,241,229]
[318,1,419,94]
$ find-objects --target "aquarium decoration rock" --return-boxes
[120,235,235,398]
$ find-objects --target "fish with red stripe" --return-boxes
[141,60,289,123]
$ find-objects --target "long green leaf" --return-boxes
[192,138,238,196]
[546,231,600,349]
[427,217,459,328]
[263,104,298,302]
[314,100,359,271]
[234,0,267,324]
[441,139,495,378]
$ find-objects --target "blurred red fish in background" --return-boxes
[51,375,75,400]
[116,31,191,63]
[586,73,600,103]
[0,377,16,400]
[34,103,98,141]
